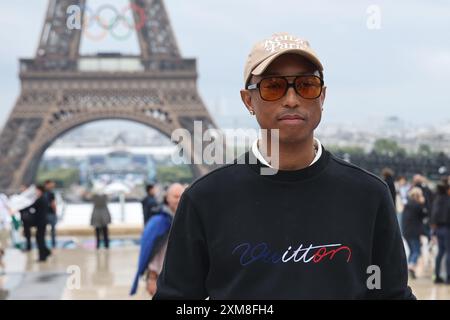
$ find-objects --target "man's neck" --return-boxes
[260,134,316,170]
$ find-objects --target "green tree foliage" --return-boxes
[36,167,80,188]
[373,138,406,156]
[156,165,193,184]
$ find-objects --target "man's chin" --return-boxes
[278,129,313,144]
[279,135,311,145]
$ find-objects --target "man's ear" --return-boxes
[240,89,253,113]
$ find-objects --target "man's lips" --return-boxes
[277,113,306,121]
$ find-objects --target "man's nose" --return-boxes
[283,86,300,108]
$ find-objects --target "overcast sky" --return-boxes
[1,0,449,132]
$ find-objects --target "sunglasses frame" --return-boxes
[247,73,324,101]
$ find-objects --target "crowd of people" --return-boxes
[0,178,186,296]
[0,180,58,264]
[131,172,450,297]
[383,171,450,284]
[1,171,448,295]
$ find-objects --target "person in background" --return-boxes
[397,176,411,206]
[90,190,111,250]
[381,168,396,207]
[413,174,433,216]
[413,174,434,241]
[130,183,186,297]
[0,248,4,275]
[0,194,13,274]
[18,184,34,251]
[430,182,450,284]
[33,185,51,262]
[402,187,427,279]
[141,184,159,226]
[44,180,57,248]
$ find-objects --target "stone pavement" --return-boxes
[1,236,449,300]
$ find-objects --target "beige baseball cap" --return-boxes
[243,32,323,86]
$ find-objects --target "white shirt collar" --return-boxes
[251,137,322,168]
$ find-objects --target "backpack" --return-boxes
[20,206,37,227]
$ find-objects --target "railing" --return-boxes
[19,56,197,73]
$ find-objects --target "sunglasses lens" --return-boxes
[295,76,322,99]
[259,77,287,101]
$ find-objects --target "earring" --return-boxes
[249,110,255,115]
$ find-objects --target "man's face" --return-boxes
[241,54,326,144]
[413,175,423,186]
[46,182,55,190]
[166,184,185,213]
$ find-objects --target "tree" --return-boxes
[327,145,366,156]
[156,165,193,184]
[417,144,432,156]
[36,167,80,188]
[373,139,406,156]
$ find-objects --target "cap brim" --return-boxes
[251,48,323,77]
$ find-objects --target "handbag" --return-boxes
[20,207,37,227]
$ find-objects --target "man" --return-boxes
[33,185,51,262]
[44,180,57,248]
[154,33,415,299]
[0,193,13,274]
[397,176,411,206]
[18,184,34,251]
[412,174,433,215]
[141,184,159,225]
[381,168,396,207]
[430,182,450,284]
[130,183,185,296]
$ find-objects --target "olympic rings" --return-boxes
[76,3,147,42]
[109,16,134,41]
[95,4,120,30]
[122,3,146,31]
[81,5,107,42]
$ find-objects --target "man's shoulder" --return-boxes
[328,153,388,191]
[184,159,250,198]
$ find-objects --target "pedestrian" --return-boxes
[396,176,410,206]
[44,180,57,248]
[381,168,396,207]
[32,185,51,262]
[141,184,159,225]
[430,182,450,284]
[0,194,13,274]
[402,187,427,279]
[130,183,185,296]
[90,190,111,249]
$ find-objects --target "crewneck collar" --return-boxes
[240,145,331,182]
[251,137,322,168]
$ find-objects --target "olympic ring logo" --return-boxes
[67,4,147,41]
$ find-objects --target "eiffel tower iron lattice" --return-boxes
[0,0,220,193]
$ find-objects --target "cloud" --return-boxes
[416,49,450,78]
[1,0,449,131]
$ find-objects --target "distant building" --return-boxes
[40,133,178,186]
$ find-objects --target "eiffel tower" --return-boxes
[0,0,218,193]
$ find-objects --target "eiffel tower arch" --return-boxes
[0,0,219,193]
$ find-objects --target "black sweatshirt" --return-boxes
[154,147,415,300]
